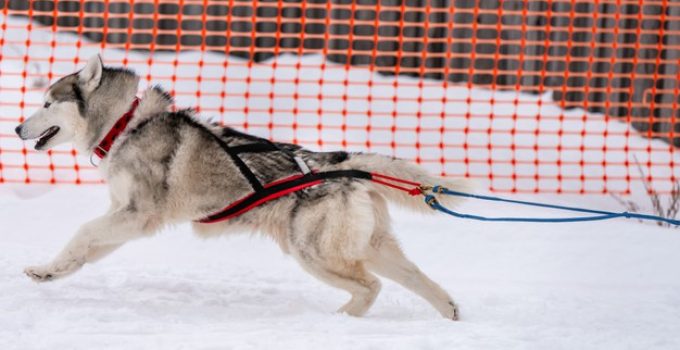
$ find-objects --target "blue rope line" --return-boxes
[425,186,680,226]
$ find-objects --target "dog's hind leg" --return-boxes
[287,185,384,316]
[24,209,159,282]
[292,253,381,317]
[366,233,459,320]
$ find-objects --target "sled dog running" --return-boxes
[15,55,471,320]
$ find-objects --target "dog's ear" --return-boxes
[78,54,103,93]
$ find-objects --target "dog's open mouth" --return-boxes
[34,126,60,150]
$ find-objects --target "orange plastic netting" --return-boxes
[0,0,678,194]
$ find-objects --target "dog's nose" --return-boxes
[15,125,23,137]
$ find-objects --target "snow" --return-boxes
[1,13,680,350]
[2,187,680,349]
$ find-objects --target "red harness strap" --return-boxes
[197,170,425,224]
[197,173,322,224]
[197,170,370,223]
[93,97,140,159]
[370,173,424,196]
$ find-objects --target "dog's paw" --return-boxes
[24,266,56,282]
[445,301,460,321]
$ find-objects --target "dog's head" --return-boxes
[15,54,139,152]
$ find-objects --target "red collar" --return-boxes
[93,98,140,159]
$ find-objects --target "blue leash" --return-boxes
[424,186,680,226]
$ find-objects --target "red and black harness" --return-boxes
[93,99,426,223]
[92,100,680,227]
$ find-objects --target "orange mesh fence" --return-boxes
[0,0,678,193]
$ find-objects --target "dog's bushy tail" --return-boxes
[341,153,474,214]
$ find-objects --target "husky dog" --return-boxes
[16,55,470,320]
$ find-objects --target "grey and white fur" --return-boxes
[16,55,472,320]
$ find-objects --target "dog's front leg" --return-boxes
[24,210,155,282]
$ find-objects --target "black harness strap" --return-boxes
[228,142,280,154]
[218,128,312,190]
[209,134,265,192]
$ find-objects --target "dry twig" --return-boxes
[614,156,680,228]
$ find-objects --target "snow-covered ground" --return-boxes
[1,187,680,349]
[1,12,680,350]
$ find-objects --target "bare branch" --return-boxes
[620,155,680,228]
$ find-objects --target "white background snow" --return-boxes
[1,14,679,350]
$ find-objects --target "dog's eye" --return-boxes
[43,102,51,109]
